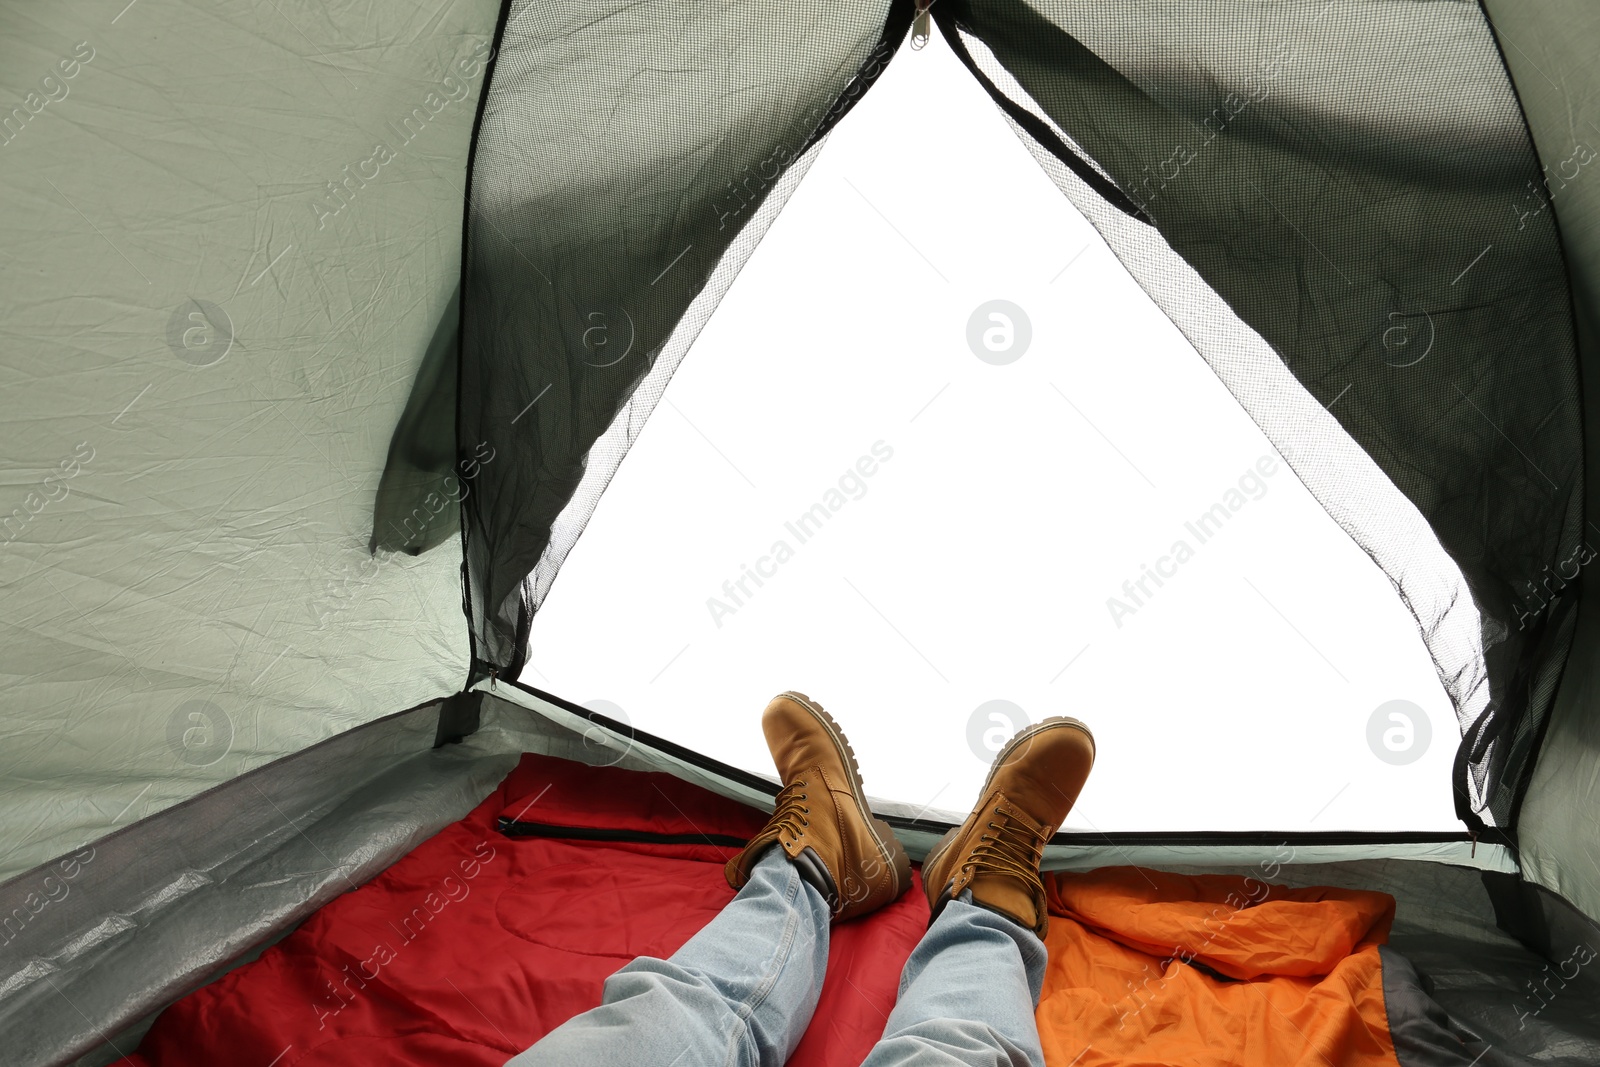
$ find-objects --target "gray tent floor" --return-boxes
[17,691,1594,1067]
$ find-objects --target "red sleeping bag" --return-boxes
[113,753,930,1067]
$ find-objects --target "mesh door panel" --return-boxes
[943,0,1584,829]
[457,0,908,675]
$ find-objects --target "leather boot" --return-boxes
[922,717,1095,937]
[725,692,911,922]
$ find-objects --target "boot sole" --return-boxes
[922,716,1095,910]
[775,691,912,903]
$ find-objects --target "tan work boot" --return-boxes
[922,717,1095,937]
[725,692,912,922]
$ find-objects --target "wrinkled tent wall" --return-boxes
[1485,0,1600,928]
[451,0,909,675]
[941,0,1584,834]
[0,1,495,882]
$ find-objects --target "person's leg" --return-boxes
[858,890,1048,1067]
[506,692,912,1067]
[860,715,1096,1067]
[506,844,829,1067]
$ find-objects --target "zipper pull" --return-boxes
[911,0,933,50]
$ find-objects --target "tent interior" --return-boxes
[1,0,1598,1064]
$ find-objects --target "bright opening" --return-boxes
[524,30,1460,833]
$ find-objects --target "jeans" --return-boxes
[507,845,1048,1067]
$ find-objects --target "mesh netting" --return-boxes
[938,0,1583,829]
[456,0,910,675]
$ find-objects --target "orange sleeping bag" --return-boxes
[1036,867,1402,1067]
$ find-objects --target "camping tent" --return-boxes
[1,0,1597,1063]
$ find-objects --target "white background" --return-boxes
[523,31,1462,832]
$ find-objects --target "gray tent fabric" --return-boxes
[1485,0,1600,933]
[0,1,497,882]
[1525,606,1600,930]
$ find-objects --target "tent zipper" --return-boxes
[497,817,748,848]
[911,0,934,49]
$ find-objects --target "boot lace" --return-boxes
[966,805,1046,890]
[769,780,811,842]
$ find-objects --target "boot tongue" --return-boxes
[966,797,1049,931]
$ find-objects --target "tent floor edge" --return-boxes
[1482,870,1600,971]
[0,693,484,1067]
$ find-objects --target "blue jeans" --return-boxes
[507,845,1048,1067]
